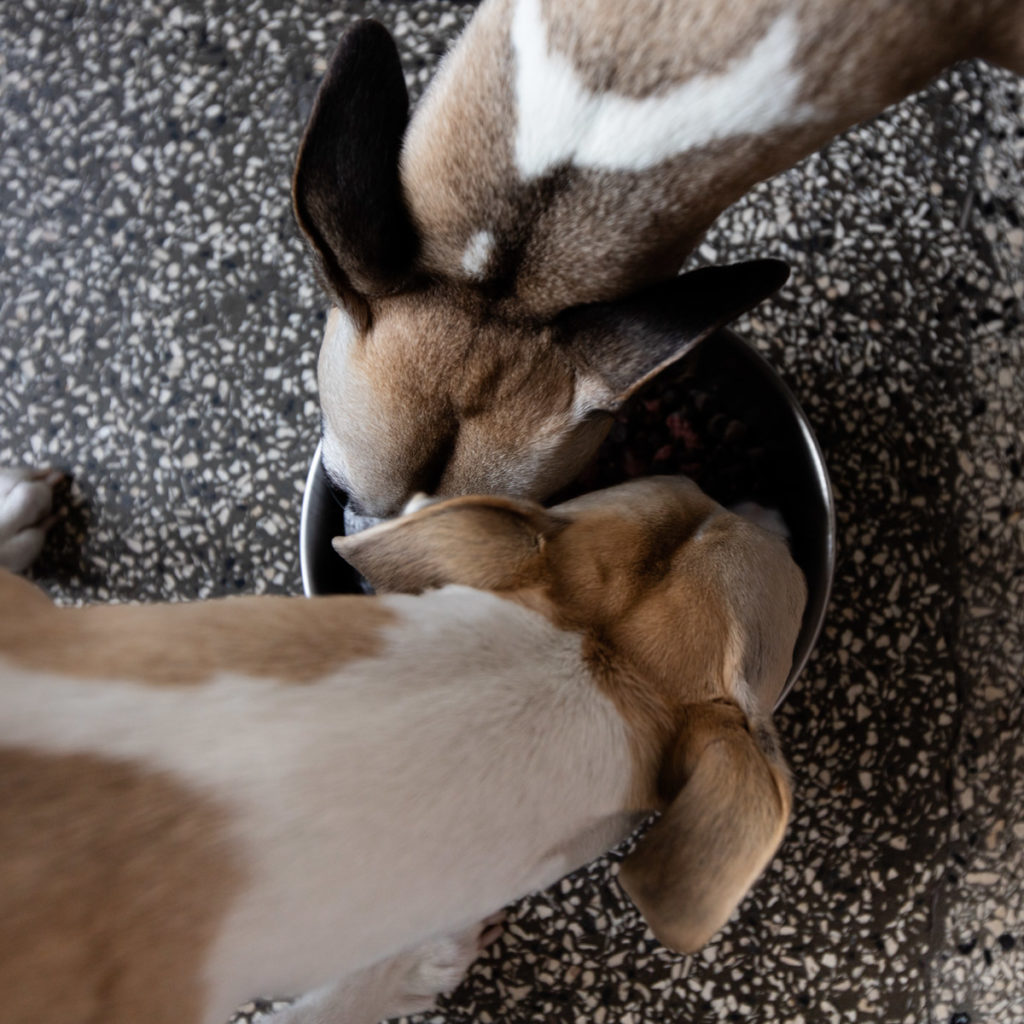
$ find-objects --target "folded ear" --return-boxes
[293,20,419,301]
[332,495,566,594]
[558,259,789,410]
[618,699,790,953]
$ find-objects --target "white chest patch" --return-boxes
[511,0,821,177]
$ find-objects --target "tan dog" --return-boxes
[1,476,805,1024]
[294,0,1023,520]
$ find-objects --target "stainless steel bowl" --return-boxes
[300,328,835,705]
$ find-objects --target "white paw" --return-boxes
[0,467,62,573]
[394,913,505,1015]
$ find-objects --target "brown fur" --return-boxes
[540,0,995,102]
[296,0,1024,518]
[401,0,1023,314]
[337,477,806,949]
[542,0,789,97]
[540,483,802,799]
[399,0,520,292]
[317,284,614,512]
[618,699,791,953]
[0,747,242,1024]
[0,570,396,684]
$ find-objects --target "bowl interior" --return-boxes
[300,328,835,704]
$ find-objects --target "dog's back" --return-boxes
[0,580,632,1022]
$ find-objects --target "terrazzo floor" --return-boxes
[2,1,1022,1022]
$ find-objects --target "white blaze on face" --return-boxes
[461,229,495,279]
[511,0,821,177]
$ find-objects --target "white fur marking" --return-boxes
[318,304,361,490]
[325,304,358,350]
[0,467,58,572]
[460,230,494,279]
[512,0,821,176]
[1,586,634,1022]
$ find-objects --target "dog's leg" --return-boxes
[0,467,61,573]
[267,915,503,1024]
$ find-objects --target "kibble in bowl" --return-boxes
[300,328,834,703]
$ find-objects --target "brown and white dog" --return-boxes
[1,475,806,1024]
[294,0,1024,521]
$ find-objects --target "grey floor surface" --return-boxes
[2,1,1022,1022]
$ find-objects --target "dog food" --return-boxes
[562,341,791,512]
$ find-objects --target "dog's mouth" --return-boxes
[319,469,385,556]
[324,470,439,539]
[320,463,384,533]
[322,484,382,593]
[343,506,386,537]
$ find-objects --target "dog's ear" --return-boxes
[559,260,789,411]
[332,495,567,594]
[618,700,790,953]
[727,511,808,710]
[293,20,419,301]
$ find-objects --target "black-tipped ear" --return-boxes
[559,259,789,408]
[293,20,419,300]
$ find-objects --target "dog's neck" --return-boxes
[403,0,1015,314]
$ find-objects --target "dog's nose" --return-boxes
[318,458,404,522]
[344,492,402,520]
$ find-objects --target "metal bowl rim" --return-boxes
[299,328,836,705]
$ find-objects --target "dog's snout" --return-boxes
[318,459,393,521]
[345,493,401,521]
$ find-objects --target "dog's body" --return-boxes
[1,477,806,1024]
[1,580,630,1023]
[293,0,1024,520]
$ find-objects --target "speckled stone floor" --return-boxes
[2,2,1022,1022]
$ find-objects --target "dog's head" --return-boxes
[335,475,807,951]
[294,20,789,518]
